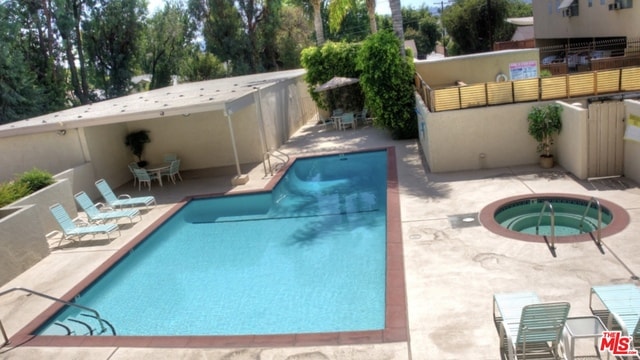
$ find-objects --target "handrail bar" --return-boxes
[579,197,602,246]
[262,151,273,177]
[0,319,8,348]
[263,149,290,177]
[271,149,290,164]
[0,287,107,346]
[535,201,556,249]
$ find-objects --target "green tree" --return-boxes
[443,0,521,54]
[142,2,193,89]
[0,22,43,122]
[252,0,283,72]
[193,0,251,75]
[0,1,63,122]
[181,51,227,81]
[357,30,416,139]
[276,5,314,69]
[401,6,440,58]
[84,0,147,98]
[328,0,376,36]
[54,0,91,104]
[325,1,370,42]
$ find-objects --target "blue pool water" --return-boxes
[37,151,388,336]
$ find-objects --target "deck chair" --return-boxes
[95,179,156,210]
[132,167,160,191]
[161,159,183,184]
[499,302,570,360]
[49,203,120,246]
[163,153,178,163]
[355,108,373,125]
[128,162,140,187]
[590,284,640,353]
[339,112,356,130]
[74,191,141,224]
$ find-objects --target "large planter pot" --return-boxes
[539,155,554,169]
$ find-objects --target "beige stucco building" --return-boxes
[533,0,639,51]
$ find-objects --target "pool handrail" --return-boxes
[263,149,290,176]
[535,201,556,249]
[0,287,110,345]
[578,196,602,246]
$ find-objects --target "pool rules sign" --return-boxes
[625,113,640,143]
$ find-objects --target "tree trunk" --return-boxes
[312,0,324,45]
[366,0,377,34]
[389,0,405,57]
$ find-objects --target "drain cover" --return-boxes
[448,213,480,229]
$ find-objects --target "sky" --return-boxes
[147,0,437,16]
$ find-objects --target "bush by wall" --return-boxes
[357,30,418,139]
[0,169,54,208]
[301,32,418,139]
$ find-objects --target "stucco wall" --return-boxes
[0,130,86,183]
[54,163,100,203]
[533,0,640,39]
[623,100,640,183]
[84,123,132,188]
[421,102,543,172]
[10,178,76,233]
[414,48,540,88]
[0,205,49,286]
[556,102,589,179]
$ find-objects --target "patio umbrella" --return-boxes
[314,77,359,92]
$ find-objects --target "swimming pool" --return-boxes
[16,148,408,347]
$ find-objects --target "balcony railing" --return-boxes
[417,65,640,112]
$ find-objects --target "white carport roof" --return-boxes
[0,69,306,139]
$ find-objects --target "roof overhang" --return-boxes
[0,69,306,139]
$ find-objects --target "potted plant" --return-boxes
[527,103,562,168]
[124,130,151,167]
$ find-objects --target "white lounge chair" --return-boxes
[74,191,141,224]
[49,203,120,246]
[95,179,156,210]
[499,302,571,360]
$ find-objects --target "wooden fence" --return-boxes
[418,66,640,112]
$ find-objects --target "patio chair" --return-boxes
[161,159,183,184]
[163,153,178,163]
[590,284,640,351]
[95,178,157,210]
[355,108,373,125]
[74,191,141,224]
[498,301,570,360]
[128,162,140,187]
[339,112,356,131]
[49,203,120,246]
[493,292,541,331]
[132,168,160,191]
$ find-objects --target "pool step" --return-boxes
[52,313,116,336]
[503,212,600,233]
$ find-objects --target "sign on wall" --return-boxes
[624,113,640,143]
[509,61,538,80]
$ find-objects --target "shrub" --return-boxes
[0,181,31,208]
[0,169,54,208]
[17,168,55,193]
[357,30,418,139]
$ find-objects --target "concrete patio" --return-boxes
[0,121,639,359]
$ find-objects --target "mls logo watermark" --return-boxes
[599,331,638,356]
